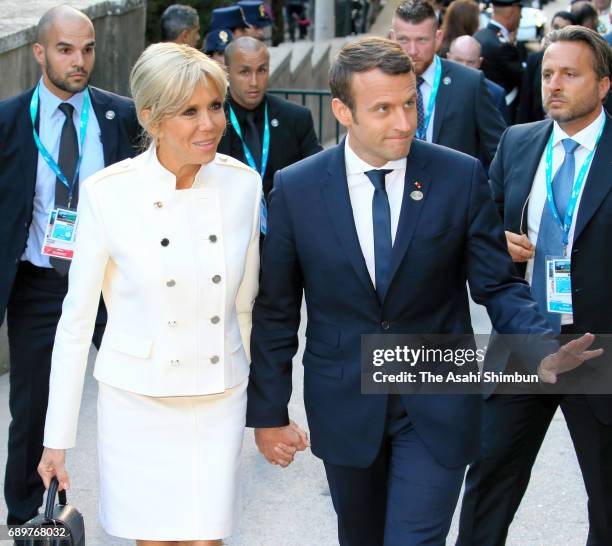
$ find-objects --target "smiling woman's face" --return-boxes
[154,81,227,171]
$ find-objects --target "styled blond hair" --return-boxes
[130,42,228,143]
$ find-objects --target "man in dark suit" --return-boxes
[458,27,612,545]
[447,34,511,124]
[390,0,505,164]
[246,37,598,546]
[218,36,321,200]
[0,5,139,525]
[474,0,526,121]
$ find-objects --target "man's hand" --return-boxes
[505,231,534,262]
[38,447,69,491]
[538,333,604,384]
[254,420,310,468]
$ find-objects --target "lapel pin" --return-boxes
[410,190,424,201]
[443,76,451,85]
[414,181,422,189]
[105,110,115,120]
[271,118,279,127]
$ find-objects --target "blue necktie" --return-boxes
[366,169,393,301]
[416,76,425,140]
[531,138,580,332]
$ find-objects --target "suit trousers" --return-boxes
[323,395,465,546]
[4,261,105,524]
[457,391,612,546]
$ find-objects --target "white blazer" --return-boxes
[44,147,261,448]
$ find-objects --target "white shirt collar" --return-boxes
[419,55,439,87]
[489,19,510,39]
[38,78,86,120]
[552,108,605,153]
[344,135,406,186]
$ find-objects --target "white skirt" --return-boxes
[96,379,247,541]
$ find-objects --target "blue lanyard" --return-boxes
[544,118,605,252]
[416,56,441,141]
[30,83,91,209]
[229,103,270,234]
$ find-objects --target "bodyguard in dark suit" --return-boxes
[0,6,139,524]
[246,37,596,546]
[218,37,321,198]
[458,27,612,546]
[390,0,505,164]
[447,35,511,125]
[474,0,526,120]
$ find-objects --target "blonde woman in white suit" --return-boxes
[36,43,301,546]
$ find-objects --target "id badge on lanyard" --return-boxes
[542,118,605,314]
[30,82,91,260]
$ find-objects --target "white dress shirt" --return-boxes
[525,108,605,324]
[22,79,104,267]
[417,58,438,143]
[344,136,407,288]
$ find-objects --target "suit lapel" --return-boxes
[573,113,612,242]
[386,141,431,291]
[516,121,552,231]
[321,142,378,300]
[431,59,450,144]
[89,87,118,166]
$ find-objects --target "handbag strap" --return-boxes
[44,477,68,519]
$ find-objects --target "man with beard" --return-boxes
[0,5,139,525]
[458,26,612,545]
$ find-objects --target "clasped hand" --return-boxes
[255,420,310,468]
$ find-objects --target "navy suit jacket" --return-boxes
[433,59,506,164]
[0,85,140,321]
[489,116,612,422]
[246,139,555,469]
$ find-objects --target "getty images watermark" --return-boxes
[360,334,612,395]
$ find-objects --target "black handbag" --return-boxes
[15,477,85,545]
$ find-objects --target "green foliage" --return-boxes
[146,0,235,45]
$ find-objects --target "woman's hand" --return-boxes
[38,447,69,491]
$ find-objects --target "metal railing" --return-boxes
[268,88,342,145]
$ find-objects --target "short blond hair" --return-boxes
[130,42,228,142]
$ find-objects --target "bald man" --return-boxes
[217,37,321,201]
[0,5,139,524]
[447,35,510,124]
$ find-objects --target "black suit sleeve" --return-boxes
[475,71,507,164]
[296,109,323,159]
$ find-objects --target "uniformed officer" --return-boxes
[204,28,233,65]
[238,0,272,40]
[209,5,251,38]
[474,0,526,121]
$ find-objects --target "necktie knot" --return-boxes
[58,102,74,118]
[562,138,579,155]
[417,76,425,87]
[365,169,392,191]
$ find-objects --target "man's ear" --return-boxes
[331,97,355,128]
[32,43,46,68]
[176,28,190,45]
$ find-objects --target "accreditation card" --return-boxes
[41,208,79,260]
[546,256,573,314]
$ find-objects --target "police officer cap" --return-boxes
[491,0,524,6]
[237,1,272,27]
[204,28,234,54]
[210,6,250,31]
